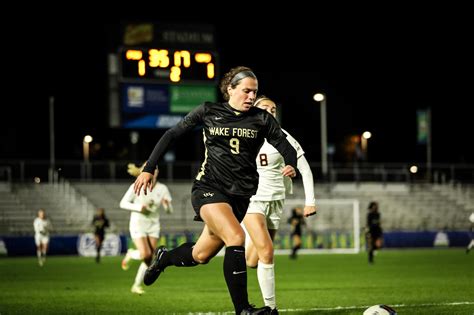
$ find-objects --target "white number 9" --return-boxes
[230,138,240,154]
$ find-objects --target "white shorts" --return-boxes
[129,217,160,239]
[247,199,284,230]
[35,234,49,246]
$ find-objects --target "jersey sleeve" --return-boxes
[119,184,142,212]
[162,184,172,201]
[282,129,305,158]
[47,219,53,232]
[263,114,297,169]
[143,104,206,173]
[33,219,40,233]
[296,155,316,206]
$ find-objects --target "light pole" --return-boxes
[83,135,93,181]
[313,93,327,180]
[83,135,93,162]
[361,131,372,161]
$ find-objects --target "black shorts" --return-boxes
[191,181,250,223]
[95,233,105,242]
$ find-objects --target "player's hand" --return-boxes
[281,165,296,178]
[162,199,173,213]
[134,172,154,196]
[140,205,151,216]
[303,205,317,217]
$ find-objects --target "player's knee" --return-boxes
[224,230,246,247]
[193,251,212,264]
[258,246,274,264]
[246,259,258,269]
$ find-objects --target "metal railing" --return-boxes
[1,159,473,184]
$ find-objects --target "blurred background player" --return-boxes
[366,201,383,263]
[287,207,306,259]
[120,163,173,295]
[33,208,52,266]
[466,212,474,254]
[92,207,110,263]
[243,95,317,313]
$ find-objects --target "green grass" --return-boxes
[0,249,473,314]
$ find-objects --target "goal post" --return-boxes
[275,198,361,254]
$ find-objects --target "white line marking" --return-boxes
[185,301,474,314]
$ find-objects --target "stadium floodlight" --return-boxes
[278,198,361,254]
[361,131,372,161]
[313,93,328,180]
[83,135,93,163]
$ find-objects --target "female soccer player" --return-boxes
[243,95,317,313]
[366,201,383,263]
[92,207,110,263]
[288,207,306,259]
[120,163,173,295]
[33,208,52,266]
[134,66,297,315]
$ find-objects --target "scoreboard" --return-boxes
[109,22,218,129]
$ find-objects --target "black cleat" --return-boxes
[240,305,271,315]
[143,246,168,286]
[270,308,279,315]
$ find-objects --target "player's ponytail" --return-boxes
[127,162,146,178]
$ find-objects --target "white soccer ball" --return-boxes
[363,304,397,315]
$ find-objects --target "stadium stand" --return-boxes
[1,181,472,236]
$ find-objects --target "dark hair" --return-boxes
[368,201,378,210]
[219,66,256,101]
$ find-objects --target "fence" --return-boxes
[1,160,473,184]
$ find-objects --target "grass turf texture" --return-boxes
[0,249,472,314]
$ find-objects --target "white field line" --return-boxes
[186,301,474,315]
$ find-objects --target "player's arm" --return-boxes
[297,155,317,217]
[119,185,143,212]
[263,114,297,177]
[47,220,53,233]
[135,104,206,195]
[33,220,39,234]
[284,130,317,217]
[161,185,173,213]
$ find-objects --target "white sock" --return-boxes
[37,249,41,259]
[257,262,276,309]
[134,262,147,286]
[469,240,474,250]
[129,249,141,260]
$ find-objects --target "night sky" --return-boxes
[3,11,472,166]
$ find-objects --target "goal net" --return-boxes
[275,198,361,254]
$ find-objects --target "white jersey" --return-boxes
[251,129,305,201]
[33,217,52,237]
[119,182,172,236]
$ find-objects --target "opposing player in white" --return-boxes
[466,212,474,254]
[120,163,173,295]
[243,96,317,313]
[33,208,52,267]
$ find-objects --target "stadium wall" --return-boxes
[0,231,471,256]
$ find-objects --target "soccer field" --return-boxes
[0,249,472,314]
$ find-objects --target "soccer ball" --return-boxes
[363,304,397,315]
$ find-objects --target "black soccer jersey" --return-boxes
[367,212,382,235]
[143,101,297,198]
